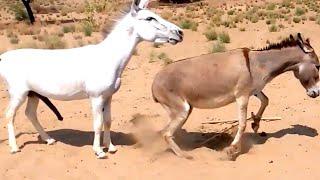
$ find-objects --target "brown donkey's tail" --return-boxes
[28,91,63,121]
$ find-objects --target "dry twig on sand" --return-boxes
[198,116,282,147]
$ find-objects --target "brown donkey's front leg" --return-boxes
[251,91,269,133]
[225,95,249,160]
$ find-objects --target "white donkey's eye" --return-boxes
[145,17,156,21]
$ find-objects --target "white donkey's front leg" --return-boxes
[103,97,117,153]
[91,96,106,159]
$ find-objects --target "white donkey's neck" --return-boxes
[98,14,140,76]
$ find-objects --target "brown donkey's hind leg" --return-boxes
[161,100,193,159]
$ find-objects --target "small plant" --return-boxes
[218,32,230,43]
[82,21,94,36]
[158,52,173,65]
[227,9,235,15]
[212,41,226,53]
[295,7,305,16]
[309,15,316,21]
[149,51,156,63]
[9,4,28,21]
[269,24,278,32]
[266,3,276,10]
[44,35,66,49]
[10,36,20,44]
[293,16,301,23]
[204,29,217,41]
[62,25,76,33]
[239,27,246,31]
[179,19,198,31]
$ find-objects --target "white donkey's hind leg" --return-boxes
[6,94,27,153]
[91,96,107,159]
[102,97,117,153]
[25,96,56,145]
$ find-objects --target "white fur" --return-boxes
[0,0,182,158]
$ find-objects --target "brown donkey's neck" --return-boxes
[250,46,304,83]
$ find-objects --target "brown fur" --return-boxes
[151,34,320,160]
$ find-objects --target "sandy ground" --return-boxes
[1,1,320,179]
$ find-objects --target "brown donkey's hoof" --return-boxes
[224,145,240,161]
[251,122,259,133]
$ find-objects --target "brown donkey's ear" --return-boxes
[297,33,303,40]
[290,34,295,40]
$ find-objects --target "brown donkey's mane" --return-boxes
[255,37,299,51]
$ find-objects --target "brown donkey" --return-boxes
[152,33,320,160]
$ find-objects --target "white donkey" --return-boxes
[0,0,183,158]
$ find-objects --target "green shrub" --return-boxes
[158,52,173,65]
[218,32,230,43]
[44,35,66,49]
[239,27,246,31]
[293,16,301,23]
[82,21,94,36]
[266,3,276,10]
[10,36,20,44]
[204,29,217,41]
[212,41,226,53]
[62,25,76,33]
[10,4,28,21]
[179,19,198,31]
[295,7,305,16]
[269,24,278,32]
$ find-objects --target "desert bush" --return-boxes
[161,10,173,20]
[218,32,230,43]
[281,0,292,8]
[149,51,156,63]
[266,18,276,25]
[204,29,217,41]
[179,19,198,31]
[309,15,316,21]
[212,41,226,53]
[82,21,94,36]
[10,36,20,44]
[239,27,246,31]
[158,52,173,65]
[227,9,235,15]
[295,7,305,16]
[44,35,66,49]
[293,16,301,23]
[269,24,278,32]
[266,3,276,10]
[9,4,28,21]
[62,25,76,33]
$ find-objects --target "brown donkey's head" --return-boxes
[292,33,320,98]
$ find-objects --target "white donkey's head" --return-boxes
[129,0,183,44]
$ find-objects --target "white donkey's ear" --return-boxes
[131,0,150,15]
[137,0,150,9]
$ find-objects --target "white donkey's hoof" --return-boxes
[46,138,56,145]
[10,147,21,154]
[95,151,107,159]
[107,145,117,153]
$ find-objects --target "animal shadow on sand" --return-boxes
[18,129,136,149]
[175,124,318,157]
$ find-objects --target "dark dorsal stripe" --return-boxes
[28,91,63,121]
[242,48,251,76]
